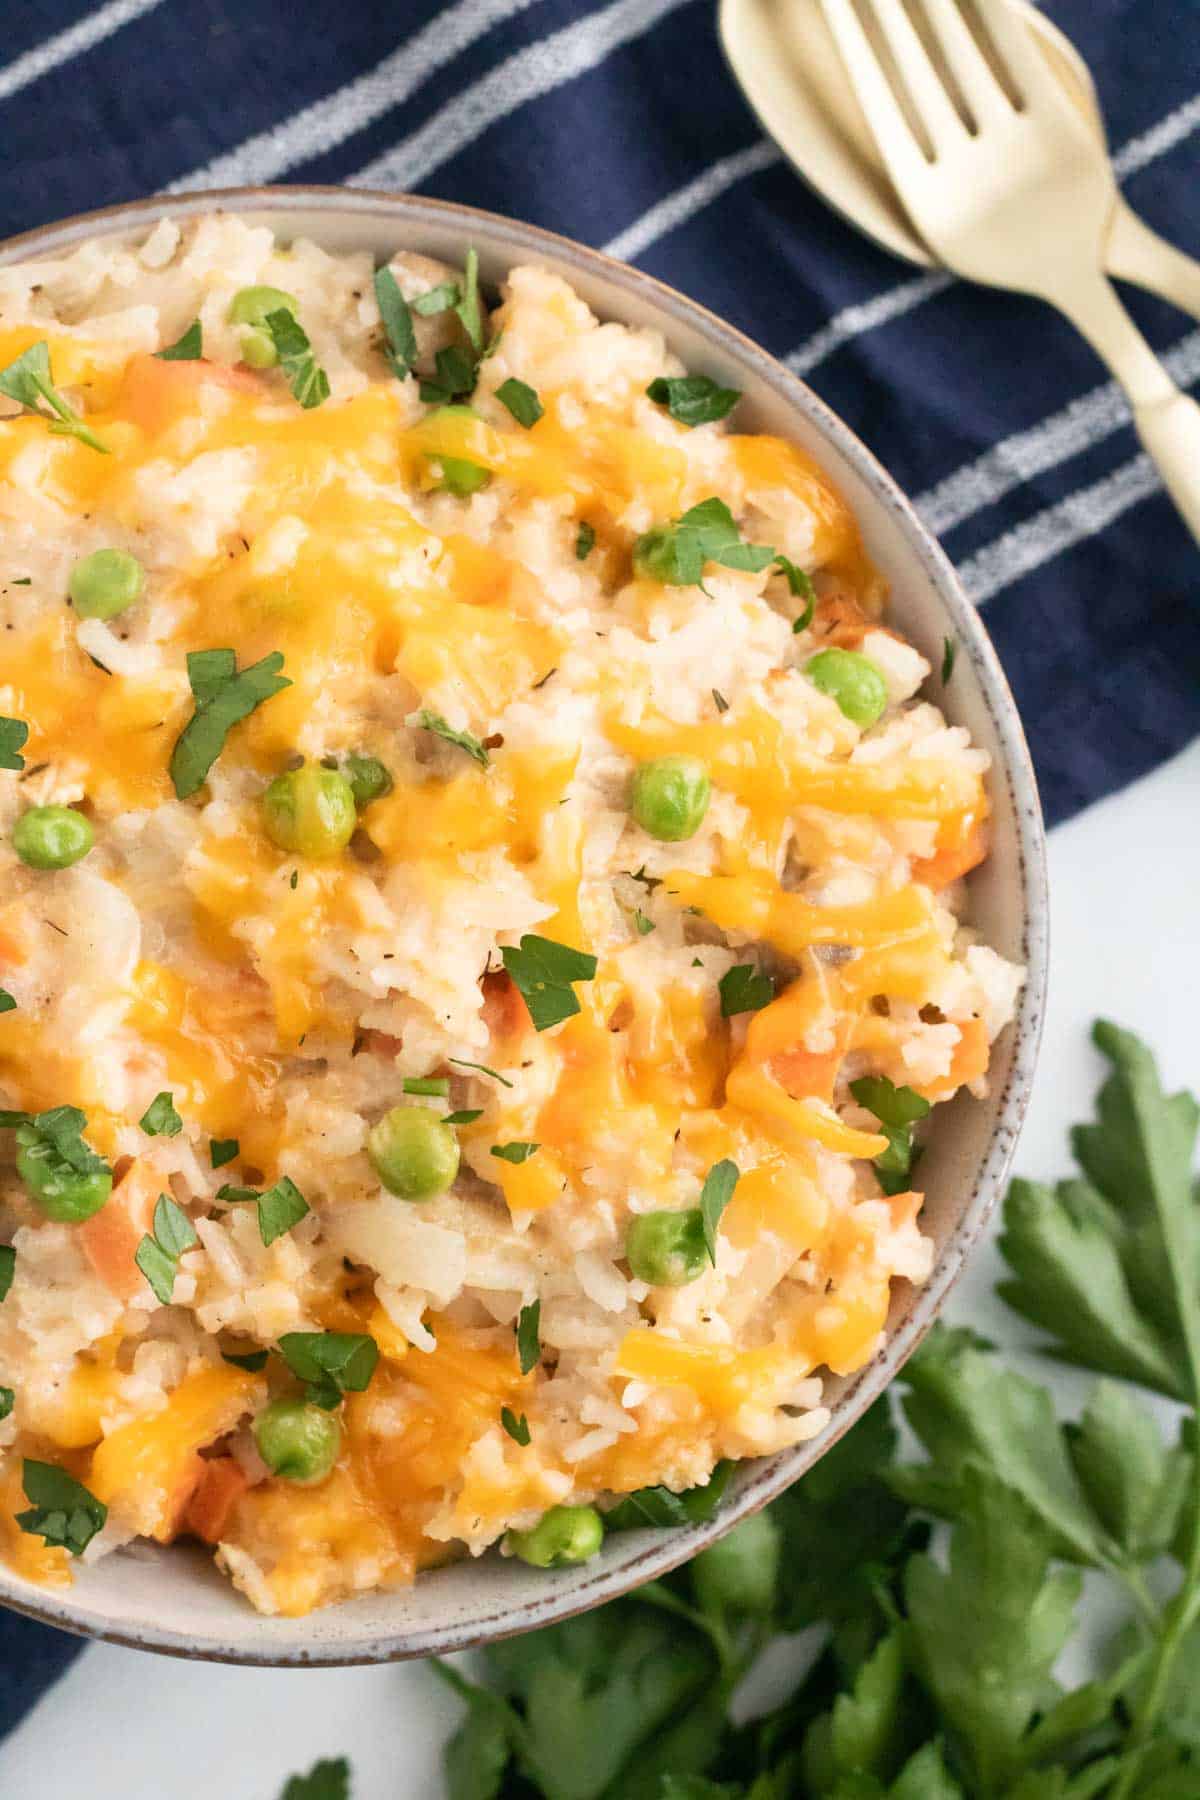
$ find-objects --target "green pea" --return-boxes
[262,766,357,859]
[15,1126,111,1223]
[426,406,491,497]
[625,1209,708,1286]
[508,1504,604,1569]
[631,527,677,584]
[367,1106,460,1201]
[253,1398,341,1486]
[343,753,393,808]
[805,648,889,728]
[692,1511,780,1619]
[630,756,711,842]
[13,806,94,871]
[228,285,299,367]
[67,548,145,620]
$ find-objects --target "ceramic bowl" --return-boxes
[0,188,1048,1665]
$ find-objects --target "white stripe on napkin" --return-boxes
[603,140,781,262]
[0,0,164,104]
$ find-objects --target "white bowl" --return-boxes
[0,188,1048,1665]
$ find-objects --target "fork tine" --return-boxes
[820,0,930,178]
[859,0,968,155]
[919,0,1013,125]
[967,0,1073,111]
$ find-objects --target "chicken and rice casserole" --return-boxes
[0,216,1022,1615]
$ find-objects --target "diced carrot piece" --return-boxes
[913,812,990,891]
[117,354,264,436]
[79,1160,159,1300]
[481,969,529,1045]
[769,1043,844,1104]
[183,1457,250,1545]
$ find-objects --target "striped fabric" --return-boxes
[1,0,1198,1725]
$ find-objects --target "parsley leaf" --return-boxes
[210,1137,239,1169]
[419,344,479,406]
[17,1459,107,1556]
[0,989,15,1014]
[776,555,817,631]
[374,266,418,380]
[157,320,202,361]
[456,248,484,351]
[404,1076,451,1098]
[412,707,489,768]
[222,1348,269,1373]
[516,1299,541,1374]
[443,1109,483,1126]
[0,1245,14,1302]
[633,909,655,936]
[264,307,329,409]
[634,497,776,589]
[501,934,597,1032]
[718,963,774,1018]
[501,1407,531,1446]
[941,635,957,684]
[645,374,741,427]
[850,1075,931,1197]
[277,1331,379,1409]
[139,1091,182,1137]
[220,1175,309,1247]
[711,688,729,714]
[604,1461,733,1532]
[698,1159,738,1264]
[135,1194,198,1304]
[0,716,29,771]
[170,649,291,798]
[575,521,595,560]
[412,281,461,316]
[496,377,543,428]
[491,1141,539,1164]
[0,341,108,453]
[280,1758,350,1800]
[0,1388,11,1422]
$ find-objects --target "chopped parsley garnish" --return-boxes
[419,344,480,406]
[289,870,299,890]
[448,1057,514,1088]
[10,578,31,586]
[455,248,484,353]
[277,1331,379,1409]
[11,1105,110,1179]
[0,989,15,1015]
[645,374,741,427]
[491,1141,539,1165]
[776,555,817,631]
[0,1388,12,1422]
[718,963,774,1017]
[221,1347,269,1372]
[0,716,29,771]
[516,1299,541,1374]
[139,1091,182,1137]
[942,635,958,683]
[501,1407,531,1446]
[442,1108,483,1126]
[17,1460,107,1556]
[575,521,595,560]
[170,648,291,799]
[501,934,598,1032]
[412,281,461,316]
[698,1158,739,1263]
[263,307,329,409]
[850,1074,931,1195]
[135,1193,199,1305]
[404,1076,451,1098]
[412,708,489,768]
[0,1245,14,1302]
[634,497,775,589]
[219,1175,309,1247]
[281,1757,350,1800]
[374,266,417,381]
[496,377,543,428]
[156,319,202,361]
[0,341,108,454]
[210,1137,239,1170]
[711,688,729,713]
[603,1459,733,1531]
[633,909,655,936]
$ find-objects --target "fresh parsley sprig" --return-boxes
[645,374,741,427]
[217,1174,309,1248]
[277,1330,379,1410]
[501,934,597,1032]
[135,1194,198,1305]
[412,708,490,769]
[633,497,776,590]
[17,1460,107,1556]
[263,307,329,409]
[0,716,29,771]
[0,341,108,453]
[170,648,291,798]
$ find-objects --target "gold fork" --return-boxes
[820,0,1200,544]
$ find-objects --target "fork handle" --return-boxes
[1132,390,1200,544]
[1108,200,1200,325]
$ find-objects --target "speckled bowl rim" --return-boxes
[0,186,1048,1665]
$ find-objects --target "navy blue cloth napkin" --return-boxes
[2,0,1198,1738]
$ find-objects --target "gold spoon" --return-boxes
[719,0,1200,319]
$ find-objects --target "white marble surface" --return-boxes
[2,738,1197,1800]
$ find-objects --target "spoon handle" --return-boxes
[1107,199,1200,326]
